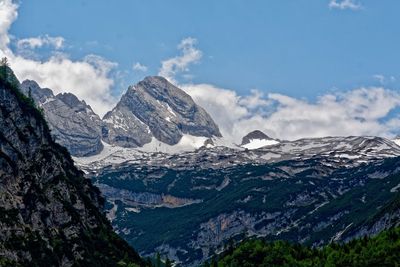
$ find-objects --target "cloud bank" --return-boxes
[0,0,118,117]
[184,84,400,142]
[161,38,400,143]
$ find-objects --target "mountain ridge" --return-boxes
[0,66,146,266]
[22,76,221,156]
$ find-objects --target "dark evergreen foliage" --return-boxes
[215,226,400,266]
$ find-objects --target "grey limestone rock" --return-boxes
[103,76,221,147]
[20,80,103,156]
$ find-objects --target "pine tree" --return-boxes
[165,257,172,267]
[155,252,161,267]
[0,57,8,80]
[210,256,218,267]
[0,57,8,67]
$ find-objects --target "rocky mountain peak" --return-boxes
[241,130,279,150]
[103,76,221,147]
[21,79,53,103]
[241,130,272,145]
[20,75,224,155]
[56,92,88,110]
[135,76,195,108]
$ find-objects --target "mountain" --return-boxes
[20,80,103,157]
[240,130,280,150]
[76,135,400,266]
[13,71,400,266]
[0,66,146,266]
[102,76,221,148]
[21,76,221,156]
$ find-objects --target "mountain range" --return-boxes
[21,76,221,157]
[5,69,400,266]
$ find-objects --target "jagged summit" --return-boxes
[102,75,221,147]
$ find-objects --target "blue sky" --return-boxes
[9,0,400,97]
[2,0,400,141]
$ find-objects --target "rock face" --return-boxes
[341,194,400,243]
[0,68,145,266]
[20,80,103,157]
[102,76,221,147]
[20,76,222,155]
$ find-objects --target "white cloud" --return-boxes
[0,0,17,55]
[183,83,400,143]
[0,0,118,117]
[158,37,400,143]
[11,54,118,116]
[158,37,202,82]
[329,0,362,10]
[132,62,148,72]
[17,35,65,50]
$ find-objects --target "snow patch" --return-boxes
[165,104,177,117]
[242,139,280,150]
[390,183,400,193]
[393,139,400,147]
[125,207,141,213]
[140,134,210,153]
[41,97,56,106]
[73,141,143,166]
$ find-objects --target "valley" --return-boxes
[76,136,400,265]
[1,1,400,266]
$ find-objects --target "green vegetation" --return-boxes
[0,63,150,266]
[93,156,400,264]
[212,226,400,266]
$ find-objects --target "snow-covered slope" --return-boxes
[139,134,213,153]
[75,136,400,171]
[393,138,400,147]
[242,139,280,149]
[74,135,219,169]
[241,130,280,149]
